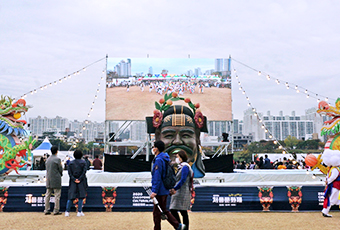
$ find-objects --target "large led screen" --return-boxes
[105,58,232,121]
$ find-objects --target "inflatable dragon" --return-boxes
[307,98,340,174]
[0,95,36,175]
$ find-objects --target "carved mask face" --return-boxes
[159,126,198,165]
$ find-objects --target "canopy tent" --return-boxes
[34,137,52,151]
[32,137,73,163]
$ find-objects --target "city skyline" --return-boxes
[107,58,219,76]
[28,105,321,143]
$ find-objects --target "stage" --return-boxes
[0,169,333,213]
[1,169,326,186]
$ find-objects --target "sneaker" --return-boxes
[65,211,69,217]
[77,212,85,217]
[322,213,332,217]
[44,211,51,215]
[176,223,186,230]
[53,212,62,215]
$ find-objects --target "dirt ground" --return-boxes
[106,85,232,121]
[1,211,339,230]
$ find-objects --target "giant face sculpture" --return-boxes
[147,95,208,178]
[159,126,198,164]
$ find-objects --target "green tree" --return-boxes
[42,131,56,139]
[75,142,90,155]
[305,139,320,150]
[234,151,252,162]
[211,71,222,76]
[49,139,71,151]
[284,135,299,149]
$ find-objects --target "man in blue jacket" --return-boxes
[263,154,272,169]
[150,140,185,230]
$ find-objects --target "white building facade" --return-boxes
[29,116,69,136]
[29,116,104,143]
[242,108,324,142]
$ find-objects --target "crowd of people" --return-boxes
[234,154,310,170]
[36,153,103,171]
[107,79,230,96]
[42,140,190,229]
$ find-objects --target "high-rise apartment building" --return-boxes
[29,116,105,142]
[204,69,214,75]
[69,120,105,142]
[223,58,231,72]
[114,59,131,77]
[130,121,147,141]
[242,108,324,142]
[29,116,69,136]
[194,67,202,76]
[186,70,194,76]
[215,59,224,72]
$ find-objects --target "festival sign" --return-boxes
[1,185,337,212]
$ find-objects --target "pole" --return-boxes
[104,54,108,154]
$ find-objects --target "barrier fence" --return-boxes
[1,185,337,212]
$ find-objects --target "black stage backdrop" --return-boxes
[104,154,233,173]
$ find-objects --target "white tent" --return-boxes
[32,137,52,158]
[32,137,73,163]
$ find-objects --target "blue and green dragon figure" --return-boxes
[0,95,36,175]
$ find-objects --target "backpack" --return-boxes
[162,161,176,190]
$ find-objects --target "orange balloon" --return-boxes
[305,154,318,167]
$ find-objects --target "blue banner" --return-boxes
[1,185,338,212]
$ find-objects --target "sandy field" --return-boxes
[1,211,339,230]
[105,85,232,121]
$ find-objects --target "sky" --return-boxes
[107,58,216,75]
[1,0,340,123]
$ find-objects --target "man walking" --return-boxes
[44,145,63,215]
[150,140,185,230]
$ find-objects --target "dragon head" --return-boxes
[317,98,340,136]
[0,95,29,136]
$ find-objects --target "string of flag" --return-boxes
[17,57,106,100]
[17,56,106,147]
[233,69,290,155]
[79,75,105,139]
[231,58,335,103]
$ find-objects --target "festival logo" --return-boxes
[0,187,8,211]
[258,186,273,211]
[25,193,45,207]
[212,193,243,207]
[102,187,117,212]
[287,186,302,212]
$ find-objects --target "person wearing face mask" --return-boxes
[150,140,185,230]
[169,150,194,230]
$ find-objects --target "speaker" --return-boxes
[222,133,229,142]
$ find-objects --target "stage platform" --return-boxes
[2,169,326,186]
[0,169,331,212]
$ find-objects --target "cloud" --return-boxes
[0,0,340,123]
